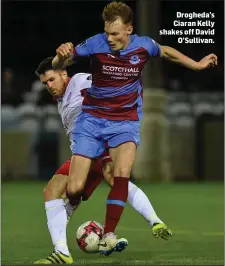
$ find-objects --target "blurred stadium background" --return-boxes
[2,0,224,265]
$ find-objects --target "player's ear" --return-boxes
[127,25,133,35]
[62,70,68,80]
[62,70,67,78]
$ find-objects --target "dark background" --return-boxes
[2,0,224,93]
[1,0,224,182]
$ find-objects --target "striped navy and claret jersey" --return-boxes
[73,33,161,121]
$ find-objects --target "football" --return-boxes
[76,221,104,253]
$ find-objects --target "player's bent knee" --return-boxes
[67,181,85,197]
[43,185,61,201]
[43,174,68,201]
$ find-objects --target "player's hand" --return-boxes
[56,42,74,61]
[197,53,218,70]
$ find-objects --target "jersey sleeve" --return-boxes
[73,34,101,57]
[70,73,92,96]
[142,37,161,57]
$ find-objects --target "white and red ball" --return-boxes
[76,221,104,253]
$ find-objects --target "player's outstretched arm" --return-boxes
[52,42,75,69]
[160,45,218,71]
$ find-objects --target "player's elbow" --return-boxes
[160,45,171,59]
[159,45,166,58]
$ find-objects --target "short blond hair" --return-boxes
[102,1,133,24]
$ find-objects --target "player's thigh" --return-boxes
[82,159,104,200]
[44,160,71,200]
[109,142,137,177]
[91,154,114,187]
[71,112,105,158]
[67,155,92,194]
[82,155,114,200]
[44,174,68,200]
[105,120,139,177]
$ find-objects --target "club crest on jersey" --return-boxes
[129,55,140,64]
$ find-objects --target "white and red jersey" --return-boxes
[57,73,91,144]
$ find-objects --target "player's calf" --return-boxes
[43,174,70,257]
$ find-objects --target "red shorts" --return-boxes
[55,149,112,200]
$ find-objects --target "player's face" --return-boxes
[104,17,133,51]
[40,70,67,97]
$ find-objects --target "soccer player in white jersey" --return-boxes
[34,57,172,264]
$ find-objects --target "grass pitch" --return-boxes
[1,181,224,265]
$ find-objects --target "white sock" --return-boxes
[45,199,69,256]
[128,182,163,227]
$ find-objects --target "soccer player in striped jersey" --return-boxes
[52,1,217,256]
[34,57,171,264]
